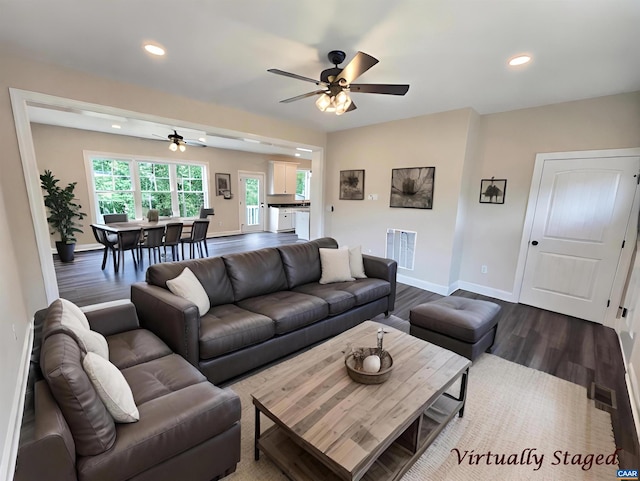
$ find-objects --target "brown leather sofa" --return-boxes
[131,237,397,384]
[15,300,241,481]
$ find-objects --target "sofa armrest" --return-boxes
[131,282,200,366]
[14,381,77,481]
[83,300,140,336]
[363,254,398,312]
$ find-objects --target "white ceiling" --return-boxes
[2,0,639,142]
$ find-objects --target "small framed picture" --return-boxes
[339,170,365,200]
[479,178,507,204]
[215,173,231,196]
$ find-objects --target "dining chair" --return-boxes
[91,224,118,270]
[114,229,142,272]
[103,213,128,223]
[139,226,165,265]
[163,223,183,261]
[180,220,209,259]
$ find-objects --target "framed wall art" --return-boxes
[390,167,435,209]
[339,170,365,200]
[215,173,231,196]
[479,177,506,204]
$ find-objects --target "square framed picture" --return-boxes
[339,170,365,200]
[390,167,435,209]
[215,173,231,196]
[479,178,507,204]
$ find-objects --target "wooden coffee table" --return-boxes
[252,320,471,481]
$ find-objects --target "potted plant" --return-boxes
[40,169,87,262]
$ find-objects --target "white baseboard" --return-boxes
[207,230,242,238]
[397,274,449,296]
[456,281,516,302]
[626,364,640,447]
[1,320,34,481]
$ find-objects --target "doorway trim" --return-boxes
[513,147,640,327]
[9,88,325,305]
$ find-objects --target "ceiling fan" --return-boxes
[268,50,409,115]
[152,130,206,152]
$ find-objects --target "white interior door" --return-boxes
[519,156,639,323]
[239,172,265,233]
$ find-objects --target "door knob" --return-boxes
[531,240,539,246]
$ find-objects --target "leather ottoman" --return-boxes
[409,297,501,360]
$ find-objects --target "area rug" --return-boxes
[227,353,617,480]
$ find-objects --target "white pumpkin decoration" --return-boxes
[362,354,381,373]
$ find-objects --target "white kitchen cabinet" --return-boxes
[268,207,295,232]
[269,161,298,195]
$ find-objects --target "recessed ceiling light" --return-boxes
[295,153,301,157]
[198,137,206,143]
[243,138,260,144]
[144,43,165,56]
[296,147,313,152]
[111,124,121,129]
[508,54,531,66]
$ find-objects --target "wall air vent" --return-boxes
[385,229,417,270]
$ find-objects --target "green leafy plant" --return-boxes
[40,170,87,244]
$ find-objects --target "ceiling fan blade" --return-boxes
[349,84,410,95]
[337,52,379,84]
[280,90,326,103]
[346,101,357,112]
[268,69,326,86]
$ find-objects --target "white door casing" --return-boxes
[519,155,640,323]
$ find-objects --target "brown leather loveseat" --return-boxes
[131,237,397,385]
[15,299,240,481]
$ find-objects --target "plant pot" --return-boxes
[56,241,76,262]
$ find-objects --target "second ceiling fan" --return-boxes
[268,50,410,115]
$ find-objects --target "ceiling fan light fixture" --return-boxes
[334,91,352,115]
[315,93,332,112]
[178,143,186,152]
[169,142,178,152]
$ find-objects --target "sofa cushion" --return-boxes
[319,248,355,284]
[121,354,207,405]
[277,242,322,289]
[146,257,235,307]
[223,248,288,301]
[331,278,391,306]
[348,245,367,279]
[82,352,139,423]
[106,329,173,370]
[76,382,240,481]
[292,283,356,316]
[199,304,275,359]
[166,267,211,316]
[40,333,116,456]
[46,299,109,360]
[238,291,329,335]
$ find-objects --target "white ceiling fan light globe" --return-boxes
[179,143,186,152]
[315,93,331,112]
[169,142,178,151]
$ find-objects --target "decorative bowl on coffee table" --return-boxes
[345,347,394,384]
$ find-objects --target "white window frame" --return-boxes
[84,151,209,222]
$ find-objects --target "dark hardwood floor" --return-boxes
[53,232,639,469]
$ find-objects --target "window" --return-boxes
[91,158,135,216]
[296,169,311,200]
[176,164,205,217]
[87,154,208,221]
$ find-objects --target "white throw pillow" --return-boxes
[60,299,109,360]
[319,248,355,284]
[348,245,367,279]
[83,352,139,423]
[166,267,210,316]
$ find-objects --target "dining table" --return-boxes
[91,219,196,272]
[91,219,195,233]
